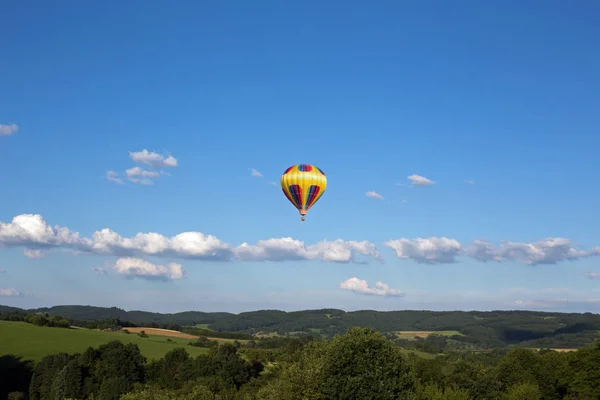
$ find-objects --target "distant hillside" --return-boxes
[3,304,600,348]
[31,305,233,325]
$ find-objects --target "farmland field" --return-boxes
[123,327,249,344]
[394,330,464,340]
[123,327,199,339]
[0,321,209,362]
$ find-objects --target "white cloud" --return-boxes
[407,174,435,187]
[402,199,408,204]
[251,168,263,177]
[0,288,22,296]
[365,191,384,200]
[466,180,476,185]
[0,214,381,264]
[3,213,598,267]
[125,166,161,185]
[24,249,43,259]
[465,238,599,265]
[584,272,600,280]
[93,267,107,275]
[106,171,124,185]
[339,277,404,297]
[505,299,554,308]
[129,150,178,169]
[384,237,462,264]
[234,238,381,263]
[384,236,600,265]
[112,257,185,281]
[0,124,19,136]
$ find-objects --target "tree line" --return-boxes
[2,327,600,400]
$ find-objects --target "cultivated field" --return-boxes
[395,330,463,339]
[0,321,209,362]
[123,327,250,344]
[546,348,578,352]
[123,327,198,339]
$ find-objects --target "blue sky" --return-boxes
[1,0,600,313]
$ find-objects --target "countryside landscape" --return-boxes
[3,0,600,399]
[2,304,600,399]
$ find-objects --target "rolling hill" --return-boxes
[2,304,600,349]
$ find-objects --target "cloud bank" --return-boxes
[1,214,599,266]
[384,237,600,265]
[0,214,380,264]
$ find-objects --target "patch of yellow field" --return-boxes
[122,327,198,339]
[395,330,462,339]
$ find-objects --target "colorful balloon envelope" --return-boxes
[280,164,327,221]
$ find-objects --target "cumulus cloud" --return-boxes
[24,249,43,259]
[384,237,462,264]
[339,277,404,297]
[251,168,263,177]
[125,167,161,185]
[407,174,435,187]
[0,288,22,296]
[584,272,600,280]
[106,171,124,185]
[365,191,384,200]
[465,238,599,265]
[3,213,598,267]
[129,150,178,169]
[0,214,381,264]
[0,124,19,136]
[112,257,185,281]
[93,267,107,275]
[385,236,600,265]
[234,238,381,263]
[466,180,476,185]
[107,150,177,186]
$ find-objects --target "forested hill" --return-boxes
[2,304,600,348]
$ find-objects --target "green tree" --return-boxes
[495,348,558,400]
[93,341,146,388]
[503,382,540,400]
[417,383,472,400]
[260,327,417,400]
[448,360,502,400]
[98,377,129,400]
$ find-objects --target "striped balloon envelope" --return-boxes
[280,164,327,221]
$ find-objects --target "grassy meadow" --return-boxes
[0,321,209,362]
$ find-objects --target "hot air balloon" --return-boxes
[280,164,327,221]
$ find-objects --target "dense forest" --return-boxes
[2,325,600,399]
[2,304,600,349]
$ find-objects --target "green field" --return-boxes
[0,321,209,362]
